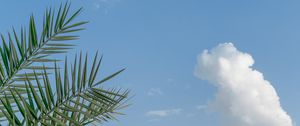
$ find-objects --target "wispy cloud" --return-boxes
[167,78,175,83]
[146,108,182,117]
[194,43,293,126]
[196,105,206,110]
[93,0,120,13]
[147,88,163,96]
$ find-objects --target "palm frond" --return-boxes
[0,2,87,98]
[0,53,129,125]
[0,2,129,125]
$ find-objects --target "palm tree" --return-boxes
[0,2,129,125]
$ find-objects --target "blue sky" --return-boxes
[0,0,300,125]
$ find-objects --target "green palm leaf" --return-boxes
[0,2,87,98]
[0,53,129,125]
[0,1,129,125]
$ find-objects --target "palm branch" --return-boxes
[0,2,129,125]
[0,53,128,125]
[0,2,86,96]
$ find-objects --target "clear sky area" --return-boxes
[0,0,300,126]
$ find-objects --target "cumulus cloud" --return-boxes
[146,108,182,117]
[194,43,293,126]
[147,88,163,96]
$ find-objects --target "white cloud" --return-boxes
[146,108,182,117]
[93,0,120,13]
[196,105,206,110]
[194,43,293,126]
[167,78,175,83]
[147,88,163,96]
